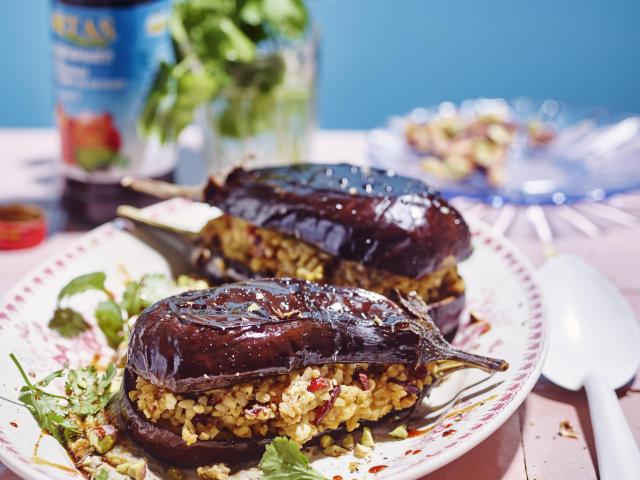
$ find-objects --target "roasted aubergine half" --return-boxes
[120,163,472,339]
[120,278,507,467]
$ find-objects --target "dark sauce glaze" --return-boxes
[204,163,472,278]
[194,248,467,342]
[127,279,507,394]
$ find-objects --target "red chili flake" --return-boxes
[9,422,17,428]
[312,385,341,425]
[332,476,343,480]
[369,465,388,473]
[308,377,330,393]
[404,449,413,455]
[442,429,457,437]
[412,449,422,455]
[408,428,428,438]
[358,372,371,391]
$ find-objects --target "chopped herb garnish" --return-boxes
[65,364,117,416]
[48,307,91,338]
[260,437,327,480]
[95,300,125,349]
[9,354,78,443]
[120,273,172,317]
[10,354,118,445]
[49,271,114,343]
[120,280,143,317]
[57,272,110,303]
[49,271,204,349]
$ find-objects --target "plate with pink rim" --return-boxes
[0,198,547,480]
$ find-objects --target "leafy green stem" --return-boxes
[9,353,67,400]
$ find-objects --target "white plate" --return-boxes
[0,198,547,480]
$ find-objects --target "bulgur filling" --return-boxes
[201,215,465,302]
[129,363,435,447]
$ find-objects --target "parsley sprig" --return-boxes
[10,354,116,443]
[260,437,327,480]
[49,272,123,347]
[10,354,76,443]
[66,363,117,416]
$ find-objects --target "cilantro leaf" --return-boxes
[120,273,172,317]
[263,0,309,38]
[9,354,78,443]
[120,281,143,317]
[48,307,91,338]
[50,272,111,340]
[95,300,124,349]
[10,355,118,448]
[260,437,327,480]
[66,364,117,416]
[57,272,108,304]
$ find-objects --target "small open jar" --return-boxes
[0,204,47,250]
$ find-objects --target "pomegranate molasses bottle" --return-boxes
[51,0,174,224]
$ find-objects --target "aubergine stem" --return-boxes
[117,205,251,284]
[121,176,204,201]
[397,292,509,374]
[116,205,200,261]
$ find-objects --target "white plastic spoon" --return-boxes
[540,254,640,480]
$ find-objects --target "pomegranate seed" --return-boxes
[308,377,330,393]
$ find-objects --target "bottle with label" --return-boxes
[51,0,175,224]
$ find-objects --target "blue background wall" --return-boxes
[1,0,639,129]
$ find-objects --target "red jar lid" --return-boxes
[0,204,47,250]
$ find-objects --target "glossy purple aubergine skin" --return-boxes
[122,279,507,466]
[126,279,506,394]
[120,214,465,340]
[203,163,472,278]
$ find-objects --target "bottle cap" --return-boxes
[0,204,47,250]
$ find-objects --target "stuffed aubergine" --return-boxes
[120,278,507,467]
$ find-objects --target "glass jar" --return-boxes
[200,33,318,174]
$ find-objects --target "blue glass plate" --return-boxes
[367,98,640,205]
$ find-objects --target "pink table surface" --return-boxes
[1,129,639,479]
